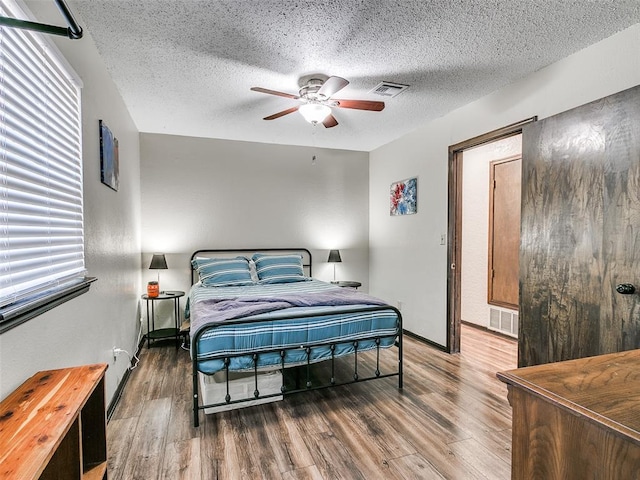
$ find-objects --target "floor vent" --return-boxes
[489,307,518,338]
[369,81,409,98]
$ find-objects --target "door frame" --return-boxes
[446,118,536,353]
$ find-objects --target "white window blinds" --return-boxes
[0,0,85,309]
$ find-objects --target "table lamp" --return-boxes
[149,253,168,292]
[327,249,342,283]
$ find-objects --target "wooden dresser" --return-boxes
[0,364,108,480]
[497,350,640,479]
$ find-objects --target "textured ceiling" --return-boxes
[69,1,640,152]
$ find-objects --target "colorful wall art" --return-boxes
[390,177,417,216]
[99,119,119,191]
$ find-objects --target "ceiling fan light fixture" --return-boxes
[299,103,331,124]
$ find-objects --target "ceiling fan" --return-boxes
[250,75,385,128]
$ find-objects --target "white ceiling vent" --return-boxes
[370,81,409,98]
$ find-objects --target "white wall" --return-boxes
[0,2,141,402]
[139,134,369,316]
[370,23,640,346]
[461,135,521,328]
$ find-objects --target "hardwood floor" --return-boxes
[108,325,517,479]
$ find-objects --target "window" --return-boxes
[0,0,92,333]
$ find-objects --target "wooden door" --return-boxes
[488,157,521,309]
[520,85,640,367]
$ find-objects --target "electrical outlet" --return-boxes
[112,346,118,360]
[440,234,446,245]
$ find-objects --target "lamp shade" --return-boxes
[327,250,342,263]
[149,253,168,270]
[299,103,331,124]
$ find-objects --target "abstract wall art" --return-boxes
[390,177,417,216]
[99,119,119,191]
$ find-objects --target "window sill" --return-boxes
[0,277,97,334]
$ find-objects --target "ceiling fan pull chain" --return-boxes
[311,124,318,165]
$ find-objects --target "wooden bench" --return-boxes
[0,364,108,480]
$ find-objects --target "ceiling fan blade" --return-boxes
[334,99,385,111]
[263,106,299,120]
[318,76,349,98]
[332,99,384,112]
[251,87,299,100]
[322,114,338,128]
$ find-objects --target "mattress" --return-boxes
[189,279,400,375]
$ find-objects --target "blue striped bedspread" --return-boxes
[188,279,400,374]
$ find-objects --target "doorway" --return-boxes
[446,118,536,353]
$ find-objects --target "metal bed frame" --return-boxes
[189,248,403,427]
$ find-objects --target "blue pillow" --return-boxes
[192,257,254,287]
[252,253,308,284]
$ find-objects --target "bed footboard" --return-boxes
[192,305,402,427]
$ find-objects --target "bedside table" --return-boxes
[141,291,185,349]
[332,281,362,289]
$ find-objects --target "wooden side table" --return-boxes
[141,291,184,349]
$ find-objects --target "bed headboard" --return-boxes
[190,248,312,285]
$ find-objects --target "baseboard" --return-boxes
[107,368,131,422]
[461,320,518,342]
[403,329,447,352]
[107,335,145,422]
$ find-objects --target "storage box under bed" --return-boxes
[198,369,283,414]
